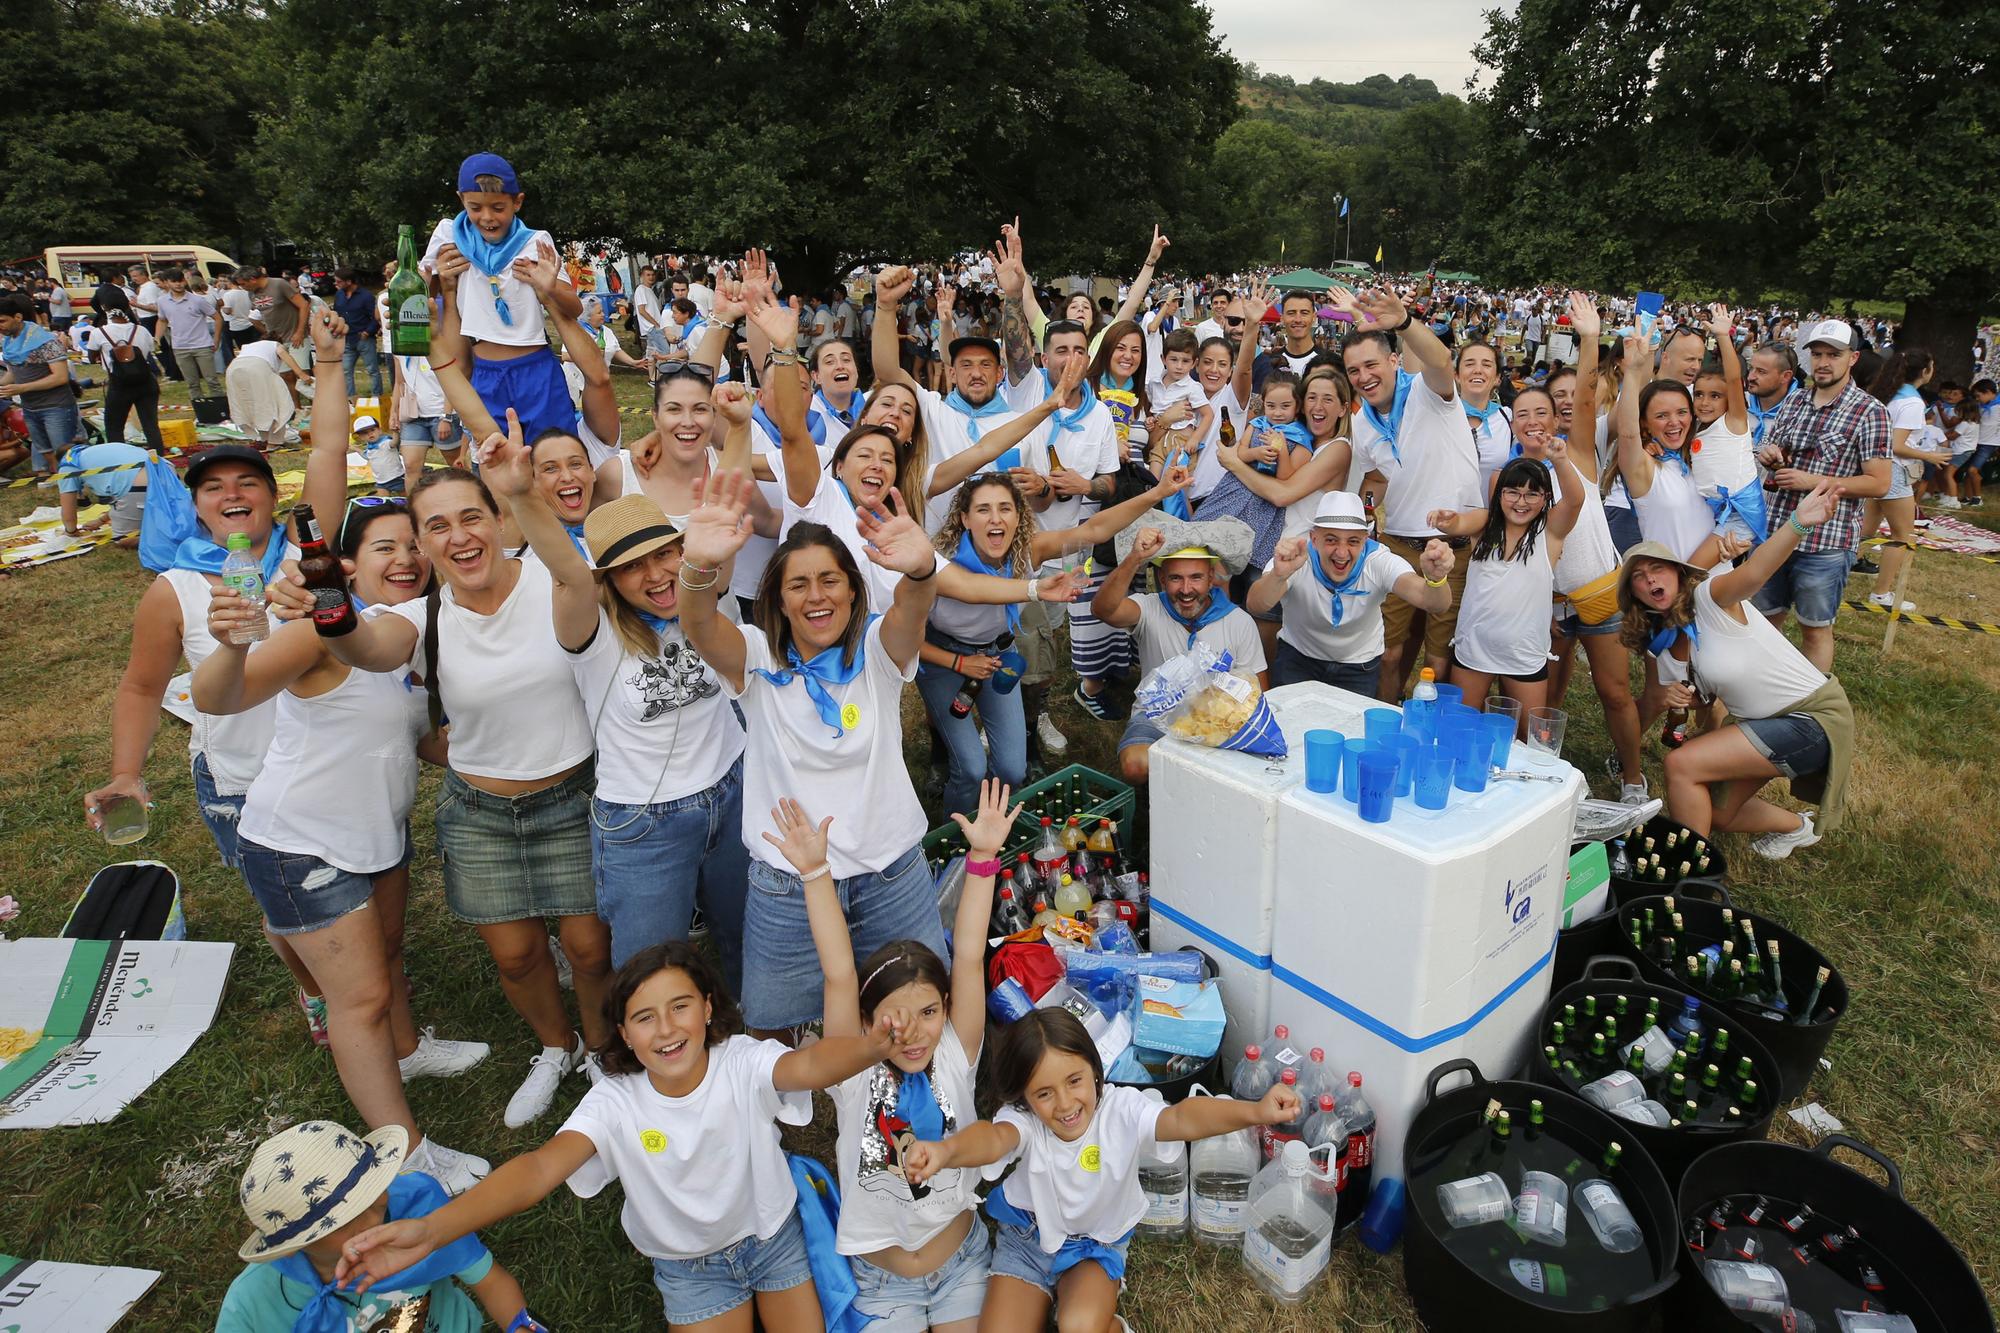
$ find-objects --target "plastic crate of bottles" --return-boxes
[922,764,1135,878]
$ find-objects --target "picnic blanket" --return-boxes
[1879,512,2000,558]
[1,504,114,571]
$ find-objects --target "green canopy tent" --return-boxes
[1267,267,1346,290]
[1436,270,1481,282]
[1326,261,1375,274]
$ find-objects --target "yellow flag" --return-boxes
[1281,238,1287,256]
[1375,244,1383,263]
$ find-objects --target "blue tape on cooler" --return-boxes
[1148,899,1273,971]
[1271,944,1555,1053]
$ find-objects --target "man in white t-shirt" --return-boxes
[1092,519,1267,786]
[686,268,715,318]
[631,265,665,336]
[1192,288,1231,344]
[1344,287,1484,701]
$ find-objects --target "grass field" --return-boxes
[2,365,1997,1330]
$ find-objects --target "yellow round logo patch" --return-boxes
[1078,1144,1102,1173]
[639,1129,668,1155]
[840,702,862,731]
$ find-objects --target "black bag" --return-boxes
[104,327,152,387]
[192,394,228,425]
[1091,458,1160,569]
[63,862,185,941]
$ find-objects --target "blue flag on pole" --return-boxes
[1339,197,1350,218]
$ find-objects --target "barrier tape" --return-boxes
[1861,534,2000,566]
[1843,600,2000,636]
[5,462,143,488]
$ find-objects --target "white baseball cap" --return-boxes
[1801,319,1852,350]
[1311,491,1370,530]
[351,415,380,432]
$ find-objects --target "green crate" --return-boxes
[921,764,1136,879]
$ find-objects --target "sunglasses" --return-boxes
[1226,317,1244,327]
[337,494,409,548]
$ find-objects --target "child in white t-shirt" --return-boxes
[333,941,914,1330]
[777,778,1016,1330]
[1147,327,1215,472]
[418,152,581,445]
[905,1007,1298,1331]
[350,413,406,492]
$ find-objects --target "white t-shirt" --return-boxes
[687,282,715,317]
[1466,403,1515,493]
[161,562,292,795]
[136,281,163,316]
[1453,540,1557,676]
[920,385,1026,533]
[1271,544,1414,666]
[234,340,283,373]
[95,322,155,366]
[220,287,254,331]
[632,284,663,329]
[1353,375,1484,539]
[1193,317,1226,344]
[1018,406,1123,554]
[1687,582,1828,720]
[360,434,405,484]
[1130,594,1266,680]
[1694,416,1758,494]
[833,1027,981,1256]
[561,1037,812,1259]
[566,609,745,805]
[1596,412,1632,512]
[377,558,594,781]
[1150,375,1210,434]
[1886,391,1926,476]
[727,617,926,878]
[419,218,569,347]
[394,355,449,420]
[1553,469,1620,598]
[984,1085,1166,1251]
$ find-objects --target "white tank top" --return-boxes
[1631,457,1714,562]
[620,446,715,527]
[1454,540,1557,676]
[1554,479,1619,596]
[163,557,292,796]
[1694,417,1757,494]
[238,661,429,873]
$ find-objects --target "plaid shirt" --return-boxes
[1763,378,1892,554]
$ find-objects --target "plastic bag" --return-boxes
[1054,943,1207,1018]
[1135,642,1286,758]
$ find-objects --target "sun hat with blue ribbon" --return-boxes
[237,1120,408,1261]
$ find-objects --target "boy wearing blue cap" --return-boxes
[419,152,582,443]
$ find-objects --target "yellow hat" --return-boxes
[1156,545,1220,563]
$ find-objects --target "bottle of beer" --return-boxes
[295,503,357,637]
[389,225,431,357]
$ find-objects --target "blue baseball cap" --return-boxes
[456,152,520,194]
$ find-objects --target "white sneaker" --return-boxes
[1751,811,1821,861]
[398,1026,491,1081]
[1037,712,1069,756]
[503,1042,579,1128]
[1620,779,1651,805]
[1934,495,1961,510]
[404,1135,491,1196]
[580,1040,605,1087]
[1868,592,1917,612]
[549,935,574,990]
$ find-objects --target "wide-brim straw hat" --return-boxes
[584,493,684,570]
[237,1120,407,1261]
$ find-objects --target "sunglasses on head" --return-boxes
[337,494,409,548]
[661,360,717,380]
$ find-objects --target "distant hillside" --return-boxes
[1237,70,1446,146]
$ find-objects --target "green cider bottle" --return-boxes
[389,224,431,356]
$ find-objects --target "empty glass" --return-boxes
[1527,706,1569,755]
[1485,695,1523,734]
[1304,729,1343,794]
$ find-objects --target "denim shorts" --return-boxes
[192,752,246,870]
[650,1207,812,1325]
[1737,712,1831,779]
[1117,712,1166,753]
[591,757,749,988]
[399,414,463,447]
[237,838,377,935]
[850,1215,992,1331]
[1884,461,1915,501]
[1749,547,1855,629]
[989,1219,1130,1296]
[1553,607,1624,640]
[433,764,597,925]
[740,844,944,1030]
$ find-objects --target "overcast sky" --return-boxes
[1204,0,1511,95]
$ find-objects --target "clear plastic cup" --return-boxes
[98,793,150,846]
[1414,753,1455,809]
[1485,695,1523,729]
[1363,707,1402,746]
[1304,729,1343,794]
[1527,706,1569,755]
[1436,1171,1511,1228]
[1481,712,1517,769]
[1356,752,1396,823]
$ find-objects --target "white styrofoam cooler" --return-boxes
[1147,682,1382,1062]
[1269,742,1583,1179]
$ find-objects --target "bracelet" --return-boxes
[431,357,456,372]
[1425,575,1449,587]
[964,855,1002,877]
[506,1309,549,1333]
[678,563,719,591]
[906,560,936,583]
[1788,514,1811,537]
[1391,311,1414,333]
[796,862,831,882]
[767,350,802,367]
[952,653,962,673]
[1027,576,1040,601]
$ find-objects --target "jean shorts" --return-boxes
[1749,547,1855,629]
[1117,711,1166,754]
[850,1216,992,1331]
[650,1207,812,1325]
[1737,712,1831,780]
[399,413,463,447]
[237,839,376,935]
[989,1219,1130,1296]
[433,764,597,925]
[1883,461,1915,501]
[192,752,246,870]
[1553,607,1624,640]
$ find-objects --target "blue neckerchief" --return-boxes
[814,389,859,431]
[944,387,1011,441]
[172,532,288,584]
[786,1155,869,1333]
[1462,395,1502,431]
[750,614,876,737]
[563,522,590,560]
[1746,389,1792,444]
[895,1069,948,1142]
[1705,483,1770,542]
[754,401,826,447]
[985,1184,1134,1284]
[1,321,54,363]
[1041,369,1099,436]
[1246,415,1312,475]
[1099,373,1135,394]
[1647,622,1698,656]
[1156,589,1236,648]
[449,213,535,327]
[1893,383,1921,403]
[951,530,1020,633]
[1659,447,1691,477]
[1306,539,1379,625]
[637,610,678,635]
[277,1172,487,1333]
[1504,440,1557,472]
[1360,370,1419,464]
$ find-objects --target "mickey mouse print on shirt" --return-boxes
[626,640,719,722]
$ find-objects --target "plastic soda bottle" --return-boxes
[1053,872,1090,922]
[1032,817,1068,889]
[1334,1071,1376,1230]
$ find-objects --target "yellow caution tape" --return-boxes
[1860,534,2000,566]
[1843,600,2000,636]
[5,462,143,488]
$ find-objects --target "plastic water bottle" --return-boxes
[1513,1170,1569,1246]
[1406,665,1439,738]
[1231,1045,1275,1104]
[1333,1071,1376,1230]
[1242,1140,1334,1303]
[1667,995,1703,1045]
[1575,1177,1643,1253]
[1265,1069,1306,1160]
[1136,1088,1189,1238]
[1300,1094,1347,1221]
[220,532,269,644]
[1190,1098,1259,1247]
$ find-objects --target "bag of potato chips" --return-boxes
[1134,643,1287,758]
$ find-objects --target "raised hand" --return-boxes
[205,587,265,646]
[1426,508,1462,534]
[1155,460,1193,495]
[949,778,1024,856]
[759,796,834,875]
[853,489,938,577]
[1621,333,1651,370]
[936,280,956,324]
[477,409,535,497]
[1567,291,1600,339]
[990,220,1029,298]
[712,381,753,428]
[1240,277,1276,322]
[875,264,916,307]
[1707,302,1734,340]
[679,467,758,568]
[1129,526,1166,563]
[1419,538,1453,582]
[1271,534,1308,578]
[1034,568,1086,602]
[1144,223,1170,267]
[1352,286,1408,330]
[708,274,747,325]
[740,249,775,309]
[1041,347,1086,409]
[308,306,349,362]
[867,1003,914,1058]
[743,276,798,349]
[512,239,562,296]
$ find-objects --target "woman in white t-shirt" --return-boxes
[336,942,915,1330]
[318,466,610,1131]
[1866,350,1949,611]
[675,465,948,1034]
[1615,334,1733,570]
[1619,480,1852,858]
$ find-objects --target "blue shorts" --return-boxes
[1270,639,1382,694]
[238,839,377,935]
[1737,713,1831,780]
[850,1217,992,1332]
[1554,607,1624,640]
[1971,445,1998,471]
[650,1208,813,1325]
[1748,547,1855,629]
[399,414,463,447]
[989,1219,1132,1296]
[469,346,573,444]
[192,752,246,870]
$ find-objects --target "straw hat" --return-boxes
[1615,540,1709,617]
[1113,511,1256,575]
[583,494,684,571]
[237,1120,407,1261]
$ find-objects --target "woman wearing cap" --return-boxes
[481,393,752,993]
[1619,480,1852,859]
[1247,492,1453,695]
[674,465,947,1035]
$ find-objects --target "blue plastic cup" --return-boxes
[1481,712,1516,769]
[1391,735,1425,797]
[1304,729,1343,794]
[1359,1176,1408,1254]
[1357,752,1396,823]
[1402,697,1436,744]
[1364,707,1402,746]
[1439,702,1479,745]
[1450,731,1492,792]
[1414,753,1454,809]
[1435,683,1464,709]
[1342,738,1377,803]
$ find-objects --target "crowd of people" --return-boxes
[6,148,1989,1330]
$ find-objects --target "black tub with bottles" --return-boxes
[1607,814,1730,903]
[1554,855,1731,994]
[1673,1135,1994,1333]
[1402,1058,1680,1332]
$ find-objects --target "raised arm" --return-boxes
[855,492,942,669]
[1037,462,1191,561]
[526,241,622,447]
[1091,526,1161,629]
[676,469,757,689]
[1709,480,1840,609]
[946,781,1018,1057]
[428,248,502,442]
[190,615,324,715]
[744,266,822,508]
[1231,281,1273,409]
[764,798,862,1040]
[773,1004,906,1093]
[1155,1083,1300,1144]
[870,265,920,392]
[302,305,354,524]
[1246,535,1307,615]
[1614,334,1656,500]
[1710,303,1748,435]
[1353,285,1453,400]
[1111,225,1170,327]
[1566,293,1603,484]
[1424,504,1489,540]
[1547,436,1585,540]
[480,409,599,651]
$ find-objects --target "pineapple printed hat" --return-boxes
[236,1119,409,1261]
